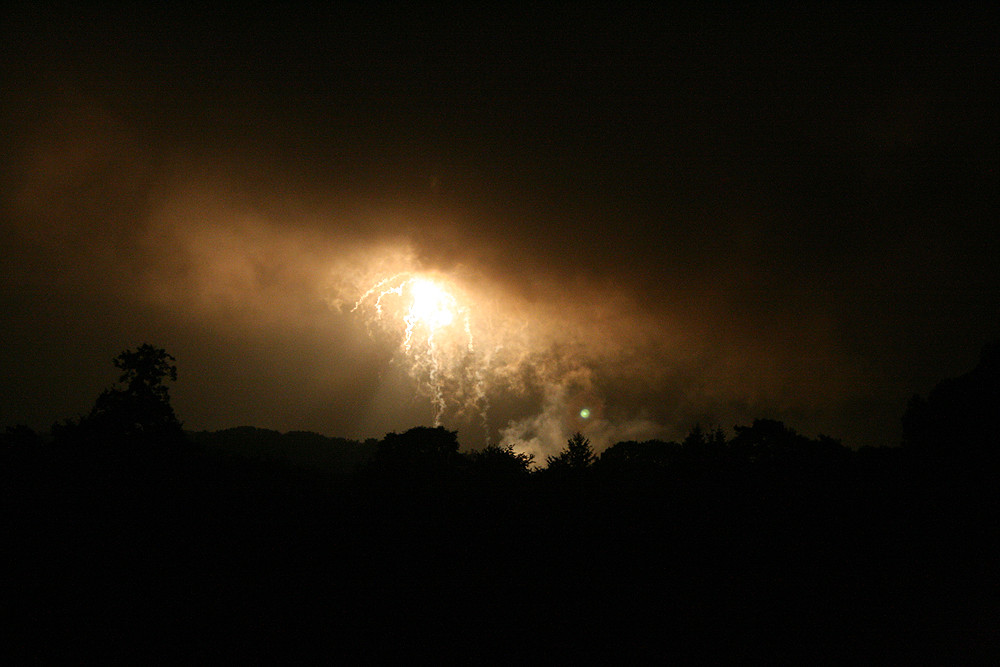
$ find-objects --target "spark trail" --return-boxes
[353,273,487,431]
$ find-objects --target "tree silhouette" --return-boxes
[369,426,461,477]
[682,423,726,450]
[729,419,809,463]
[82,343,184,445]
[596,439,679,475]
[546,432,596,470]
[468,442,535,479]
[902,340,1000,465]
[678,423,728,468]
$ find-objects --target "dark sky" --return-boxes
[2,5,998,456]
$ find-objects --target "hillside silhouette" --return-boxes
[3,343,999,662]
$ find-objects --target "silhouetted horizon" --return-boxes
[11,337,1000,458]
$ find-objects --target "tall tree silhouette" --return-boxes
[82,344,184,445]
[546,432,596,470]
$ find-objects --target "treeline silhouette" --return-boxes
[3,343,999,662]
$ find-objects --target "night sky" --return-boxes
[2,5,998,457]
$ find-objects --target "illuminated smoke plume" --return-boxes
[342,253,678,457]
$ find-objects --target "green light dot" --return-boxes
[579,408,591,419]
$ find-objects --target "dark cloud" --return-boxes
[2,5,998,453]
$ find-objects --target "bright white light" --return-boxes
[408,278,455,330]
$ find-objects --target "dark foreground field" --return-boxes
[3,428,998,664]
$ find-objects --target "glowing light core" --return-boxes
[409,278,455,329]
[579,408,591,419]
